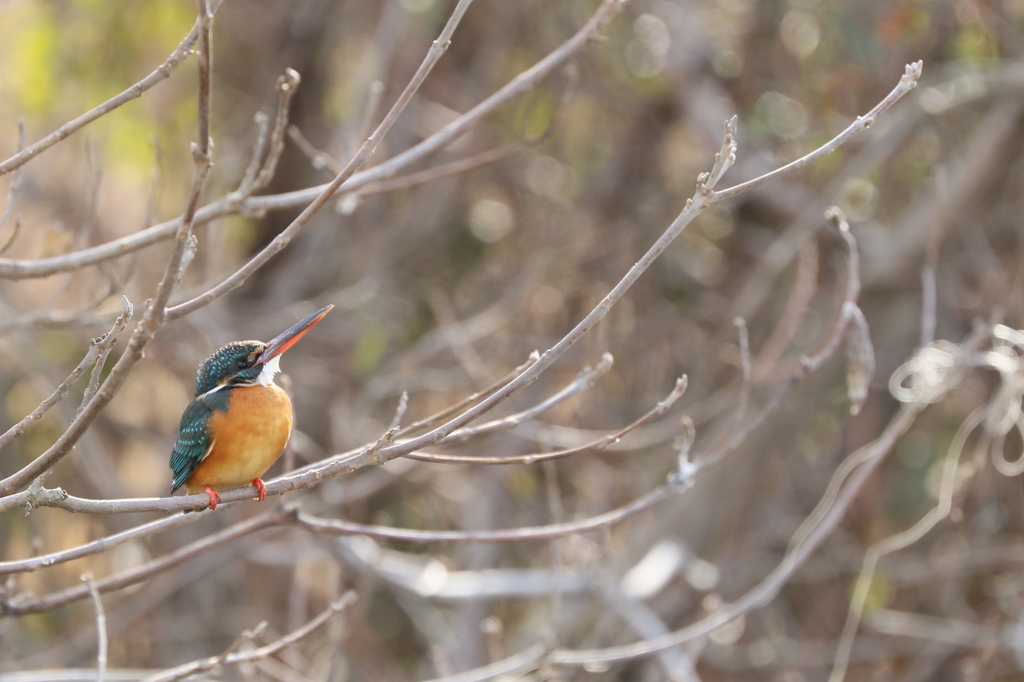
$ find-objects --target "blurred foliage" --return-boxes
[3,0,1024,680]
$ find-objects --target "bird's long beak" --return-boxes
[256,304,333,364]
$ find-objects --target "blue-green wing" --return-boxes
[169,397,216,492]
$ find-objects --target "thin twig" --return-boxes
[709,62,922,202]
[288,124,342,174]
[0,510,205,575]
[140,593,356,682]
[2,505,293,616]
[397,354,540,437]
[293,483,676,544]
[405,375,686,465]
[82,575,107,682]
[238,112,271,193]
[0,63,917,515]
[0,0,627,281]
[3,481,676,615]
[245,0,628,215]
[355,144,520,196]
[803,208,861,372]
[251,68,302,192]
[827,407,983,682]
[542,406,922,669]
[0,216,22,257]
[388,392,410,433]
[0,298,132,449]
[754,238,819,373]
[0,14,212,176]
[436,352,613,443]
[0,0,215,496]
[164,0,478,319]
[332,119,738,471]
[0,120,26,240]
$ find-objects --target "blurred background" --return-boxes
[2,0,1024,680]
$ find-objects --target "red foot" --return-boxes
[251,478,267,501]
[204,485,221,510]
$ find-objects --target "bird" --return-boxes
[169,305,332,510]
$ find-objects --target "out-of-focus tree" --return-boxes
[1,1,1024,681]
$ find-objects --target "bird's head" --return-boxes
[193,305,333,397]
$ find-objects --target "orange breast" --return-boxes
[184,383,293,494]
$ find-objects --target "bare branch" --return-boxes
[355,144,521,196]
[397,353,540,438]
[288,124,342,175]
[0,120,26,240]
[437,352,613,443]
[0,15,210,176]
[0,62,913,517]
[0,0,627,281]
[164,0,478,319]
[0,298,131,450]
[82,575,107,682]
[0,0,214,496]
[406,375,686,465]
[546,406,922,668]
[0,215,22,257]
[754,238,818,373]
[238,112,271,192]
[803,208,861,372]
[709,61,923,202]
[0,510,205,576]
[3,505,293,616]
[412,406,923,682]
[140,593,356,682]
[250,68,302,193]
[293,482,676,544]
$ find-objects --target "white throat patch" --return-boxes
[258,354,282,387]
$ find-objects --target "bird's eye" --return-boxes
[236,358,248,369]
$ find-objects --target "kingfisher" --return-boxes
[169,305,332,509]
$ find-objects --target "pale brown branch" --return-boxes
[867,609,997,649]
[2,480,677,615]
[803,208,860,372]
[0,63,913,513]
[709,61,923,202]
[287,124,342,175]
[0,298,132,450]
[0,510,205,575]
[0,17,208,176]
[164,0,478,320]
[695,210,862,471]
[397,353,540,438]
[0,0,623,281]
[828,404,985,682]
[238,112,271,192]
[424,645,546,682]
[543,406,921,669]
[140,593,356,682]
[251,68,302,192]
[342,116,737,470]
[293,483,676,544]
[0,0,214,496]
[0,120,26,240]
[406,375,686,465]
[0,216,22,258]
[436,352,613,443]
[754,238,819,373]
[2,505,292,616]
[355,144,520,196]
[244,0,629,215]
[82,575,107,682]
